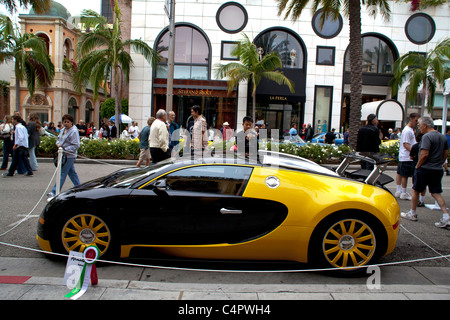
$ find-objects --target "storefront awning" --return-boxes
[361,99,404,122]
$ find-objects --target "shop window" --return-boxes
[155,25,210,80]
[254,28,304,69]
[216,2,248,34]
[313,86,333,135]
[316,46,335,66]
[312,9,343,39]
[405,13,435,45]
[85,100,93,123]
[68,97,78,122]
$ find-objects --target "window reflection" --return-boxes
[254,30,304,69]
[344,36,394,74]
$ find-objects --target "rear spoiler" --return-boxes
[336,152,394,186]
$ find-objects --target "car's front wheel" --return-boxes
[51,213,116,260]
[309,212,385,275]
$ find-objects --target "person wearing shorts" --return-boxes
[401,117,449,228]
[395,113,419,200]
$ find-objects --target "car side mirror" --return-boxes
[154,179,167,191]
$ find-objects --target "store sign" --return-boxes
[269,96,288,101]
[175,88,213,96]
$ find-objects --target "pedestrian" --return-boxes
[1,115,14,170]
[128,121,140,140]
[13,111,27,174]
[409,131,426,207]
[300,124,306,140]
[27,113,42,171]
[167,111,179,153]
[401,116,449,228]
[235,116,258,159]
[109,120,117,139]
[190,105,207,158]
[444,127,450,176]
[356,113,381,170]
[305,123,313,142]
[289,123,298,137]
[343,129,349,145]
[325,128,336,144]
[149,109,169,163]
[394,112,420,200]
[221,122,233,141]
[2,115,33,177]
[76,120,87,137]
[136,117,154,167]
[100,123,110,139]
[47,114,81,198]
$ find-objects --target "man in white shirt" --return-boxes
[395,113,420,200]
[149,109,169,163]
[3,115,33,177]
[128,121,140,139]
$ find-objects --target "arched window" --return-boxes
[254,28,304,69]
[36,33,50,55]
[68,97,78,122]
[154,24,211,80]
[344,35,397,75]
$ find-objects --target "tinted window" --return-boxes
[405,13,435,45]
[312,9,343,39]
[216,2,248,34]
[160,165,252,195]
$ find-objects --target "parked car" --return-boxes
[37,151,400,273]
[312,132,344,145]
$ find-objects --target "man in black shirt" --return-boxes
[325,128,336,144]
[356,113,381,170]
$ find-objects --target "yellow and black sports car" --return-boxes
[37,151,400,272]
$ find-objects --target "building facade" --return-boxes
[9,2,106,126]
[128,0,449,137]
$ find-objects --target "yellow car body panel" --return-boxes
[120,165,400,263]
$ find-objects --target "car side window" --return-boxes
[153,165,253,196]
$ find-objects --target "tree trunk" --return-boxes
[347,0,363,150]
[15,76,20,112]
[113,67,121,131]
[252,91,256,122]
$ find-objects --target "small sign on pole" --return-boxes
[164,0,171,19]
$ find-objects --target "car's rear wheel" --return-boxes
[309,212,385,275]
[51,213,116,260]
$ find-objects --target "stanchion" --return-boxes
[55,147,63,195]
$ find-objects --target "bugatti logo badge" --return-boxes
[265,176,280,189]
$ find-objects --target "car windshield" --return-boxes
[103,160,173,188]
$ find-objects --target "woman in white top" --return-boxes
[1,115,14,170]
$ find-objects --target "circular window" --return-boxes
[405,13,435,45]
[312,9,343,39]
[216,2,248,34]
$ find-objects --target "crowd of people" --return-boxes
[356,112,450,228]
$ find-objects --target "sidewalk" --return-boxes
[0,257,449,300]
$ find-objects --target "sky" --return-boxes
[0,0,101,22]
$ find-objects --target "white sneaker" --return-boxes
[400,192,412,200]
[401,210,418,221]
[394,191,401,198]
[434,218,450,228]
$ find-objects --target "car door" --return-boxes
[126,164,288,246]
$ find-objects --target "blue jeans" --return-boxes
[29,146,38,171]
[51,157,80,194]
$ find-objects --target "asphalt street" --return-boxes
[0,157,449,302]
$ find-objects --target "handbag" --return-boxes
[0,132,11,140]
[53,152,68,167]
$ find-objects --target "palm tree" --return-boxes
[215,33,294,122]
[276,0,391,150]
[390,38,450,115]
[0,14,54,111]
[74,0,159,130]
[1,0,51,15]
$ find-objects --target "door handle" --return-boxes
[220,208,242,214]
